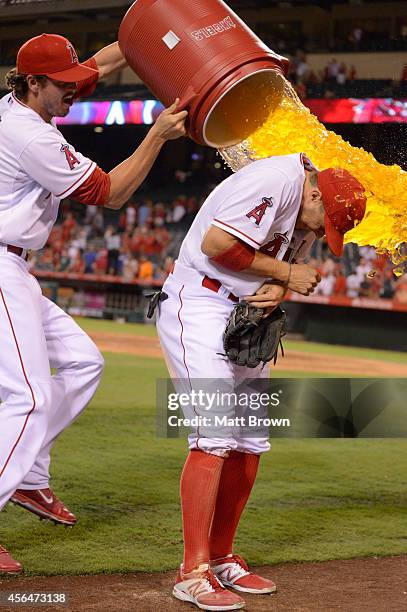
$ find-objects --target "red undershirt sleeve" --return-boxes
[211,239,255,271]
[70,165,111,206]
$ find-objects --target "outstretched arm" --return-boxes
[92,42,127,79]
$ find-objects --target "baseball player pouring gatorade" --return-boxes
[0,33,187,574]
[155,154,366,610]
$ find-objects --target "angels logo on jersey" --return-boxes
[246,196,273,226]
[283,236,308,263]
[61,144,80,170]
[260,231,289,258]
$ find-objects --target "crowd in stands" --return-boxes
[30,193,407,304]
[288,50,406,100]
[1,8,407,66]
[309,243,407,303]
[260,18,407,56]
[30,194,201,283]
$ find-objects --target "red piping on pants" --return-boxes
[177,285,202,450]
[0,288,36,480]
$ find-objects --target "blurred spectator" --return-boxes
[154,225,170,255]
[131,227,146,255]
[381,269,396,299]
[35,246,54,271]
[62,212,77,242]
[71,228,88,252]
[325,58,340,82]
[138,255,154,281]
[84,204,98,226]
[336,62,347,85]
[92,209,105,235]
[83,246,98,274]
[138,199,153,227]
[333,264,347,296]
[68,249,85,274]
[346,269,362,297]
[394,274,407,303]
[171,196,187,223]
[154,202,166,223]
[93,249,108,276]
[122,256,139,282]
[355,257,372,282]
[294,50,311,81]
[126,201,137,227]
[121,226,134,254]
[153,265,167,282]
[316,269,335,296]
[105,225,121,275]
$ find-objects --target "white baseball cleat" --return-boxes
[173,563,246,610]
[211,554,277,594]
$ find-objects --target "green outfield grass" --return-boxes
[76,317,407,365]
[2,331,407,576]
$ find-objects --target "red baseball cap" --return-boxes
[317,168,367,256]
[17,34,97,82]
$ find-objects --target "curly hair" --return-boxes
[5,68,47,101]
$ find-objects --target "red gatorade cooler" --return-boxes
[119,0,289,147]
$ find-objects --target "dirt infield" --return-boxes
[90,331,407,377]
[1,556,405,611]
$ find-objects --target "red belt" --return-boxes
[201,276,238,302]
[7,245,27,260]
[169,263,238,303]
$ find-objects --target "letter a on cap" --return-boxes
[67,42,78,64]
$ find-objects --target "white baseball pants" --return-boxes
[156,261,270,456]
[0,248,104,510]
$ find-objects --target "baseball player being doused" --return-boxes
[0,34,187,574]
[155,153,366,610]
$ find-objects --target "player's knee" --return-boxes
[30,380,53,416]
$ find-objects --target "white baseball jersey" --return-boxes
[0,92,95,250]
[0,92,104,512]
[178,153,316,297]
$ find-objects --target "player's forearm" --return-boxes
[202,225,290,282]
[105,131,164,209]
[92,42,127,79]
[248,251,291,282]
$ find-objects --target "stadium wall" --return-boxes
[36,273,407,352]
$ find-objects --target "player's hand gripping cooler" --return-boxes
[223,302,287,368]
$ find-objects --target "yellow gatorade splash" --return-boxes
[220,76,407,274]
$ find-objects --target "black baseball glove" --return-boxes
[223,302,287,368]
